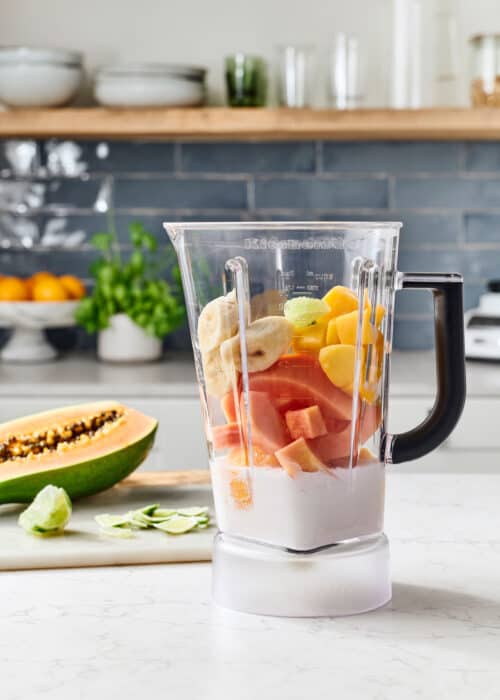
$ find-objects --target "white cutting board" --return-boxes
[0,480,214,571]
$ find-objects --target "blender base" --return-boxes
[212,532,391,617]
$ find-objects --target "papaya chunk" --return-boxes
[308,403,381,466]
[221,392,238,423]
[248,353,353,425]
[285,405,327,440]
[240,391,290,455]
[212,423,243,450]
[275,437,329,477]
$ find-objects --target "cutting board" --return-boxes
[0,470,214,571]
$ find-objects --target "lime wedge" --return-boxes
[153,515,199,535]
[284,297,329,328]
[18,485,72,536]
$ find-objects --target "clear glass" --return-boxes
[225,54,267,107]
[330,34,363,109]
[433,0,459,106]
[165,221,401,553]
[470,34,500,106]
[276,45,313,108]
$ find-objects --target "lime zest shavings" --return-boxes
[95,504,211,538]
[284,297,330,328]
[18,484,72,537]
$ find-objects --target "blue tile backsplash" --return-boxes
[1,138,500,351]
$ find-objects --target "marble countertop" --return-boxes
[0,351,497,397]
[1,473,499,700]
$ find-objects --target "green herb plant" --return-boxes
[76,222,185,339]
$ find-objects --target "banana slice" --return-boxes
[201,347,232,398]
[220,316,292,374]
[197,290,239,353]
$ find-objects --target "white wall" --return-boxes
[1,0,500,107]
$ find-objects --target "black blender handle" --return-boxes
[382,272,466,465]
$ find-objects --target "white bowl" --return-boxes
[0,301,79,362]
[0,46,83,108]
[94,63,206,107]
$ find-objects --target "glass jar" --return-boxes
[470,34,500,106]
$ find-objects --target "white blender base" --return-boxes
[213,532,391,617]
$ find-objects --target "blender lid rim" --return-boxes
[163,220,403,231]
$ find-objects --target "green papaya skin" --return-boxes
[0,423,157,505]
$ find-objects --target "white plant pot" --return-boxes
[97,314,162,363]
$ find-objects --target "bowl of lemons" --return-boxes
[0,272,86,362]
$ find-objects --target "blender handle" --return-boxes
[382,272,466,464]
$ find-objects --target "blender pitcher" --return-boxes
[165,221,466,617]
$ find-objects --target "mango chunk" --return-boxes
[336,309,376,345]
[322,285,358,317]
[319,344,366,390]
[292,321,327,353]
[326,317,340,345]
[375,304,385,328]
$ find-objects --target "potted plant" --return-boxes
[75,222,185,362]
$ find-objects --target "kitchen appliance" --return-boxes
[0,47,83,108]
[465,280,500,360]
[94,63,207,107]
[165,221,466,617]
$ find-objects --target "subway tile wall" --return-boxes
[1,139,500,351]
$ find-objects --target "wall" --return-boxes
[1,0,500,106]
[1,138,499,351]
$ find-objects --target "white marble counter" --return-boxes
[0,351,497,397]
[1,473,499,700]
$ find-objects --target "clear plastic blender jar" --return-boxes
[165,221,466,617]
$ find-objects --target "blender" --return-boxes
[165,221,466,617]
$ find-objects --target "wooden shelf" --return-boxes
[0,107,499,140]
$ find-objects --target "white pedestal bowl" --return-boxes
[0,301,79,362]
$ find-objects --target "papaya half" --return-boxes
[0,401,157,504]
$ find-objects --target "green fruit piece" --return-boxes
[153,515,199,535]
[126,511,151,528]
[95,514,132,529]
[284,297,330,328]
[152,508,177,519]
[0,402,157,504]
[18,485,72,536]
[138,504,160,516]
[177,507,209,517]
[100,526,135,539]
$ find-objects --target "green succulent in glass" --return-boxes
[225,54,267,107]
